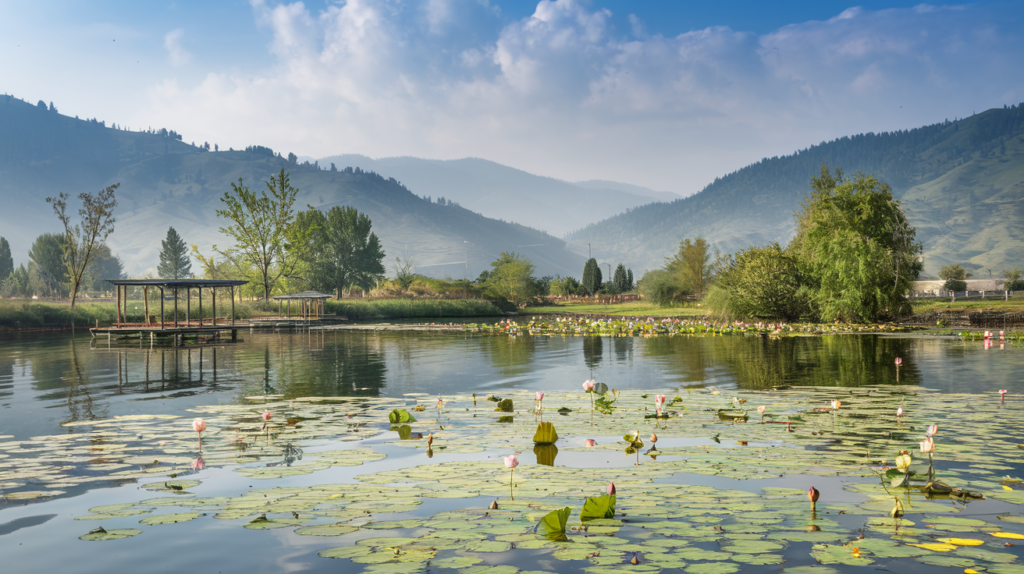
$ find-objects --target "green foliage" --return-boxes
[46,184,119,308]
[943,279,968,292]
[83,244,123,293]
[791,167,922,322]
[536,507,571,540]
[392,257,417,292]
[484,252,537,308]
[711,243,805,321]
[667,237,713,299]
[613,263,630,292]
[582,258,601,295]
[387,409,417,424]
[323,298,499,320]
[638,269,686,306]
[216,168,301,301]
[549,275,581,297]
[938,264,970,281]
[1,264,31,298]
[495,398,514,412]
[1005,268,1022,282]
[580,494,616,520]
[1007,280,1024,291]
[532,422,558,444]
[29,233,68,298]
[0,237,12,282]
[292,205,386,297]
[157,227,192,279]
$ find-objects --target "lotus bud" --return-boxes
[830,400,841,410]
[807,486,819,503]
[192,418,207,433]
[427,433,434,447]
[919,437,934,454]
[630,553,639,565]
[1000,389,1008,404]
[262,410,271,422]
[535,391,545,401]
[504,455,519,469]
[649,432,658,444]
[757,405,766,414]
[896,407,903,418]
[584,439,596,447]
[894,357,902,366]
[583,380,595,392]
[925,425,938,437]
[489,500,499,510]
[607,482,616,496]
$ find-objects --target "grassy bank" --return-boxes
[325,299,501,320]
[522,300,704,318]
[0,301,119,330]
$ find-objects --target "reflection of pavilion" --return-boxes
[93,346,227,394]
[90,279,248,346]
[249,291,344,330]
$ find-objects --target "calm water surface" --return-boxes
[0,329,1021,573]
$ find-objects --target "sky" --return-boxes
[3,0,1024,195]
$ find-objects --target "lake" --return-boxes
[1,328,1023,573]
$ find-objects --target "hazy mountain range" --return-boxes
[3,91,1022,285]
[315,155,678,237]
[568,104,1024,277]
[0,95,585,279]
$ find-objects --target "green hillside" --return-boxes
[0,95,584,279]
[567,104,1024,276]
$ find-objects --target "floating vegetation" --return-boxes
[2,386,1022,573]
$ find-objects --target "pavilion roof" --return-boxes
[105,279,249,288]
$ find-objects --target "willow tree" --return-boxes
[791,166,922,322]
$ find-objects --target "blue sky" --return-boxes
[3,0,1023,193]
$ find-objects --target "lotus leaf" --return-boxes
[79,527,143,541]
[532,422,558,444]
[536,507,571,539]
[580,494,615,521]
[389,409,417,424]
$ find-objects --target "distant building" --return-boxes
[912,278,1008,296]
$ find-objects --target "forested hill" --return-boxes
[567,103,1024,276]
[0,95,584,278]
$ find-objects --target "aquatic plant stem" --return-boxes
[509,468,514,500]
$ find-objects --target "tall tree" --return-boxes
[292,206,386,297]
[793,171,922,322]
[216,168,302,301]
[613,263,629,292]
[582,258,602,295]
[84,244,124,292]
[485,252,537,307]
[667,237,713,299]
[0,237,12,282]
[29,233,67,297]
[158,227,193,279]
[46,183,118,308]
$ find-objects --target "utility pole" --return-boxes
[588,243,591,259]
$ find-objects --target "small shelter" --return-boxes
[271,291,333,321]
[106,278,249,328]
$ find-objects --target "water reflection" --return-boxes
[0,330,1019,441]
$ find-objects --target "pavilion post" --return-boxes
[144,286,149,326]
[116,284,121,327]
[212,287,217,327]
[173,287,179,327]
[231,286,235,326]
[198,287,202,327]
[186,287,191,327]
[160,287,165,330]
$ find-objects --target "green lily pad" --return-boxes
[80,527,143,541]
[138,512,202,525]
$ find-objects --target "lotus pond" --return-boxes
[1,329,1024,573]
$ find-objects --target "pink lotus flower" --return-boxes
[535,391,545,402]
[830,400,841,410]
[505,455,519,500]
[896,407,904,418]
[895,357,903,366]
[649,432,658,444]
[757,405,766,414]
[920,437,935,454]
[583,380,595,392]
[926,425,938,437]
[190,457,205,471]
[585,439,597,447]
[504,455,519,469]
[262,410,271,422]
[192,418,207,433]
[655,395,666,406]
[607,482,616,496]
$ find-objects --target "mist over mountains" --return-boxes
[315,155,678,238]
[568,104,1024,277]
[0,95,585,280]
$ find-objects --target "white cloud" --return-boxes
[163,28,190,67]
[139,0,1024,194]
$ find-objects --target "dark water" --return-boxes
[0,330,1019,441]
